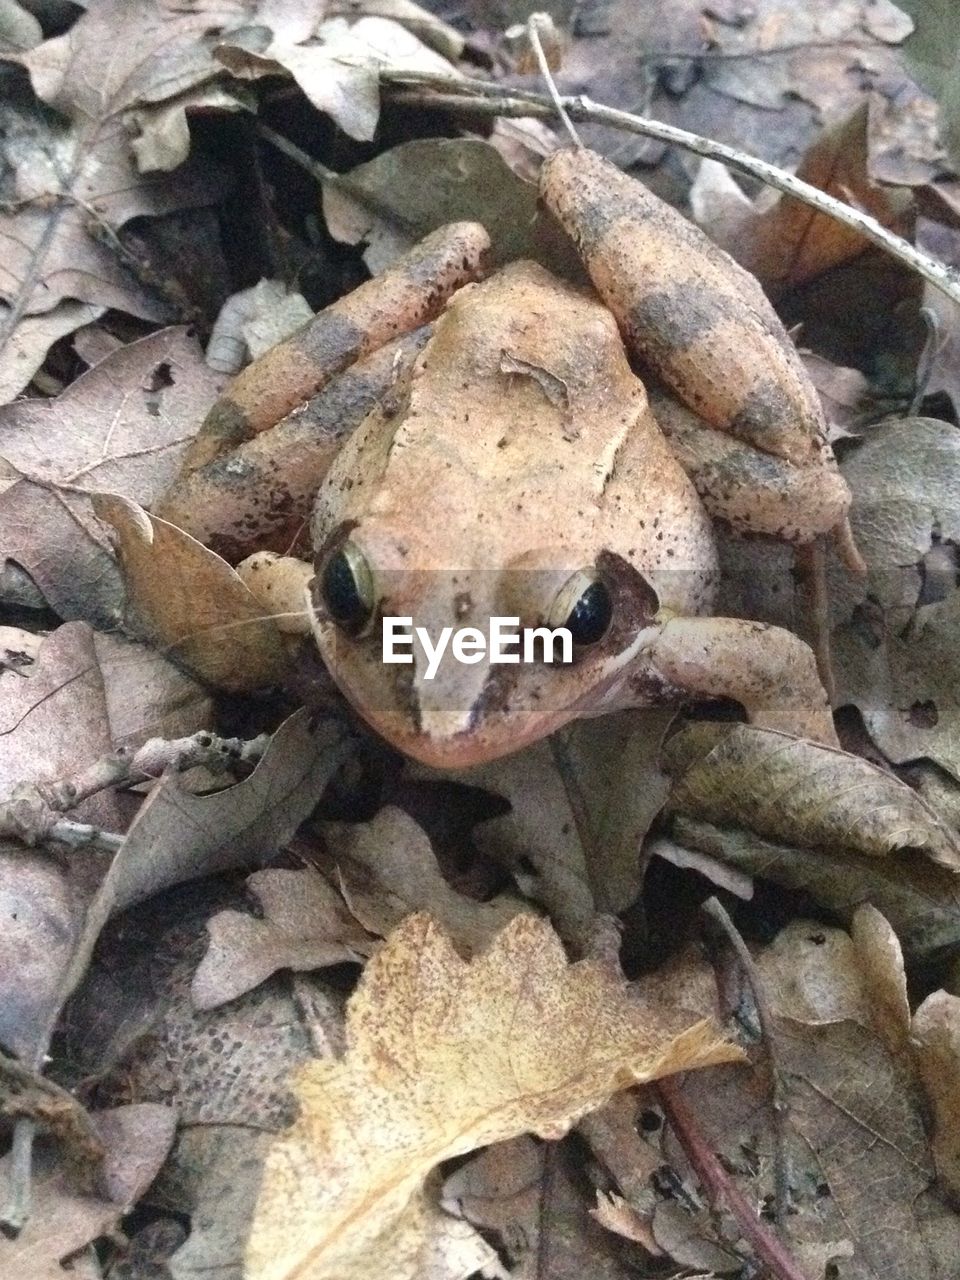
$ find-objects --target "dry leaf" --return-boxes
[832,418,960,779]
[661,917,952,1280]
[215,16,453,144]
[92,492,292,692]
[0,1105,176,1280]
[664,722,960,868]
[192,867,373,1011]
[0,620,211,1059]
[673,813,960,964]
[0,327,220,498]
[247,913,739,1280]
[325,806,530,955]
[0,327,221,625]
[321,137,579,276]
[913,991,960,1199]
[0,300,105,405]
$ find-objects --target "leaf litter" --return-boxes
[1,1,960,1278]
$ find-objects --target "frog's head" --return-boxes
[308,518,697,768]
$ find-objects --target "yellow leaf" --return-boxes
[247,912,740,1280]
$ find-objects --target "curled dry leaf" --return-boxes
[247,912,739,1280]
[92,492,292,692]
[664,722,960,869]
[674,813,960,964]
[912,990,960,1199]
[0,300,105,405]
[192,867,373,1012]
[324,805,530,956]
[694,105,913,296]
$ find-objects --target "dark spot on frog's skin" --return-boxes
[497,437,508,449]
[297,309,365,370]
[202,398,255,450]
[626,289,728,360]
[729,378,814,454]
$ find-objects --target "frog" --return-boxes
[159,146,855,768]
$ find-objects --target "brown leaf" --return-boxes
[325,806,530,955]
[662,918,951,1280]
[0,1105,175,1280]
[192,867,373,1012]
[692,105,913,297]
[913,990,960,1199]
[215,16,453,144]
[664,722,960,868]
[247,913,739,1280]
[321,137,579,276]
[673,813,960,964]
[0,327,221,625]
[92,492,292,692]
[0,300,104,406]
[96,711,351,921]
[0,327,220,498]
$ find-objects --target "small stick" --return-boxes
[656,1076,808,1280]
[0,730,270,850]
[701,896,791,1227]
[527,14,581,149]
[0,1119,35,1238]
[381,71,960,309]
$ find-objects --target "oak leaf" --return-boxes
[664,722,960,869]
[247,912,739,1280]
[92,492,292,692]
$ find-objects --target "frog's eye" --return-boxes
[319,540,375,635]
[547,569,613,646]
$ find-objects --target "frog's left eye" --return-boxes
[547,569,613,646]
[319,540,375,635]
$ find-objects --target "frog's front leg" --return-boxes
[155,222,490,560]
[643,615,839,747]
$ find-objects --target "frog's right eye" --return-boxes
[547,569,613,646]
[319,541,375,635]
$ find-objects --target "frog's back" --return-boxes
[315,260,716,616]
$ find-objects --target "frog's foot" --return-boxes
[647,615,839,747]
[649,387,850,547]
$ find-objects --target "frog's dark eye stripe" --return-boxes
[320,540,374,635]
[547,569,613,646]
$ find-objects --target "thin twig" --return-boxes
[701,896,791,1227]
[380,70,960,308]
[527,14,580,148]
[656,1076,808,1280]
[1,1120,35,1238]
[0,730,270,850]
